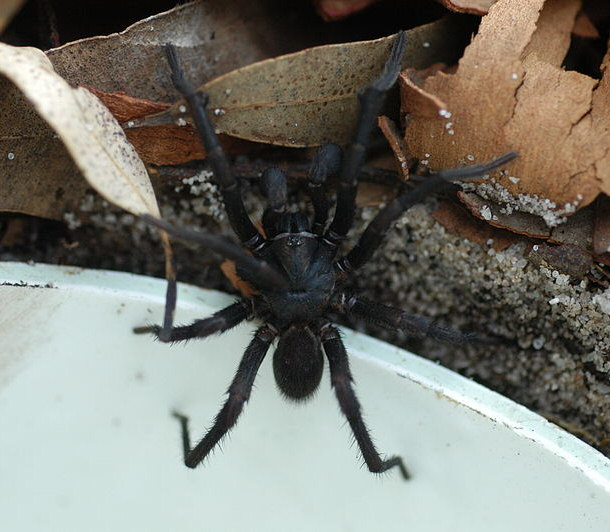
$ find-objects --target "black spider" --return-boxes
[136,33,517,479]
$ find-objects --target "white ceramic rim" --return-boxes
[1,260,609,492]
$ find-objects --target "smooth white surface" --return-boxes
[1,262,610,532]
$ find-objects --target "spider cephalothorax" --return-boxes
[136,33,517,479]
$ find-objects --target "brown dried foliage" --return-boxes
[402,0,610,211]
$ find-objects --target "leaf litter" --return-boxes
[0,42,176,305]
[46,0,304,102]
[0,43,158,217]
[135,16,473,148]
[403,0,610,210]
[401,0,610,265]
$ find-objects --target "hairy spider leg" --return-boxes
[173,325,276,468]
[140,214,287,292]
[164,43,264,252]
[325,31,407,246]
[321,324,410,479]
[157,43,264,341]
[161,253,178,343]
[338,151,518,273]
[260,167,288,237]
[260,168,288,214]
[307,143,342,234]
[334,295,492,345]
[134,299,250,342]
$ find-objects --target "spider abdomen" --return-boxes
[273,325,324,401]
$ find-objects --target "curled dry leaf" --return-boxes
[548,206,594,250]
[458,191,551,239]
[0,43,158,219]
[458,188,596,250]
[83,89,171,123]
[402,0,610,215]
[84,87,206,165]
[432,200,520,251]
[138,16,473,148]
[528,242,593,280]
[46,0,308,102]
[0,76,87,219]
[0,43,176,312]
[572,11,600,39]
[84,87,256,165]
[43,0,324,166]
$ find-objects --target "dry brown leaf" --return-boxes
[436,0,497,14]
[46,0,308,102]
[548,206,594,250]
[0,42,176,310]
[593,196,610,264]
[0,0,25,33]
[402,0,610,214]
[0,43,158,219]
[572,11,600,38]
[125,125,206,166]
[458,191,551,238]
[84,88,206,165]
[85,88,171,123]
[432,200,520,251]
[87,87,261,165]
[138,17,473,148]
[0,78,87,219]
[528,242,594,279]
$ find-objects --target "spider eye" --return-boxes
[273,326,323,401]
[287,235,303,247]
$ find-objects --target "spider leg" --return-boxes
[307,144,342,234]
[337,152,518,273]
[133,299,250,343]
[324,31,406,247]
[321,324,409,479]
[335,295,495,345]
[141,214,287,291]
[174,324,276,468]
[260,168,288,214]
[260,167,288,237]
[165,43,264,251]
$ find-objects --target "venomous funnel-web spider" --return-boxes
[135,32,517,478]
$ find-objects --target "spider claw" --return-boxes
[434,151,519,182]
[390,456,411,481]
[133,324,161,336]
[133,323,176,344]
[171,410,189,423]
